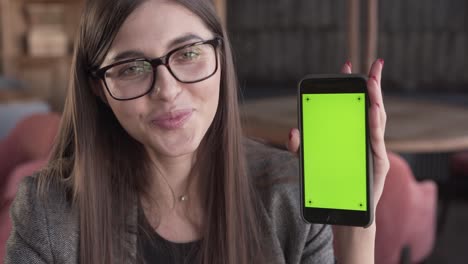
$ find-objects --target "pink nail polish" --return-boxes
[378,58,384,66]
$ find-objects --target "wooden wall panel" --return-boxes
[228,0,468,92]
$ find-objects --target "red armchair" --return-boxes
[333,152,438,264]
[0,112,61,262]
[374,152,438,264]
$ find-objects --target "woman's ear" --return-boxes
[91,81,109,105]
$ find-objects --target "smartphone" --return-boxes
[298,74,373,227]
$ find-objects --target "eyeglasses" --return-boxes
[92,37,222,101]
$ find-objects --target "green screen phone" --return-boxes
[298,74,373,227]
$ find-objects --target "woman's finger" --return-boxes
[369,103,388,163]
[369,91,389,205]
[286,128,300,155]
[341,61,352,74]
[367,59,386,132]
[367,59,384,106]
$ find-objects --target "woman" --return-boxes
[5,0,388,263]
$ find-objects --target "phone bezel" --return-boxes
[298,74,374,227]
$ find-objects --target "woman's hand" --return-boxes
[287,59,388,213]
[287,59,389,264]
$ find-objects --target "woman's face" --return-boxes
[99,0,220,159]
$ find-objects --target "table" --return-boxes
[240,95,468,181]
[241,95,468,153]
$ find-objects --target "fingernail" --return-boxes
[378,58,384,67]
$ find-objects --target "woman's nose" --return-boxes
[149,65,182,102]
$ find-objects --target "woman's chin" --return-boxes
[149,134,201,158]
[159,146,198,158]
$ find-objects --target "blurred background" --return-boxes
[228,0,468,97]
[1,0,468,263]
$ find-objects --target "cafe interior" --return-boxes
[1,0,467,263]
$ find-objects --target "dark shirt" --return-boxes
[138,207,201,264]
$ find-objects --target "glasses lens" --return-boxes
[169,43,217,82]
[104,60,153,99]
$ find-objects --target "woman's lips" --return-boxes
[151,109,193,130]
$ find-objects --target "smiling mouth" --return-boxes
[151,110,193,130]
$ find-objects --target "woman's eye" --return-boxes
[123,66,143,75]
[176,46,203,61]
[118,64,151,77]
[182,51,200,60]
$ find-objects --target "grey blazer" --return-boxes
[5,139,334,263]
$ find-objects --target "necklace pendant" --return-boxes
[179,195,188,201]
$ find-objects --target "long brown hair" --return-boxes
[39,0,266,263]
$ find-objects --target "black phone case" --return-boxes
[297,74,374,228]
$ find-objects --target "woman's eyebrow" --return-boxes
[111,50,146,62]
[167,33,204,48]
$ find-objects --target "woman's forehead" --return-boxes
[105,0,213,63]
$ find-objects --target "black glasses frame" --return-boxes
[91,37,223,101]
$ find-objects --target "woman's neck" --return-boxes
[142,149,204,241]
[145,149,199,208]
